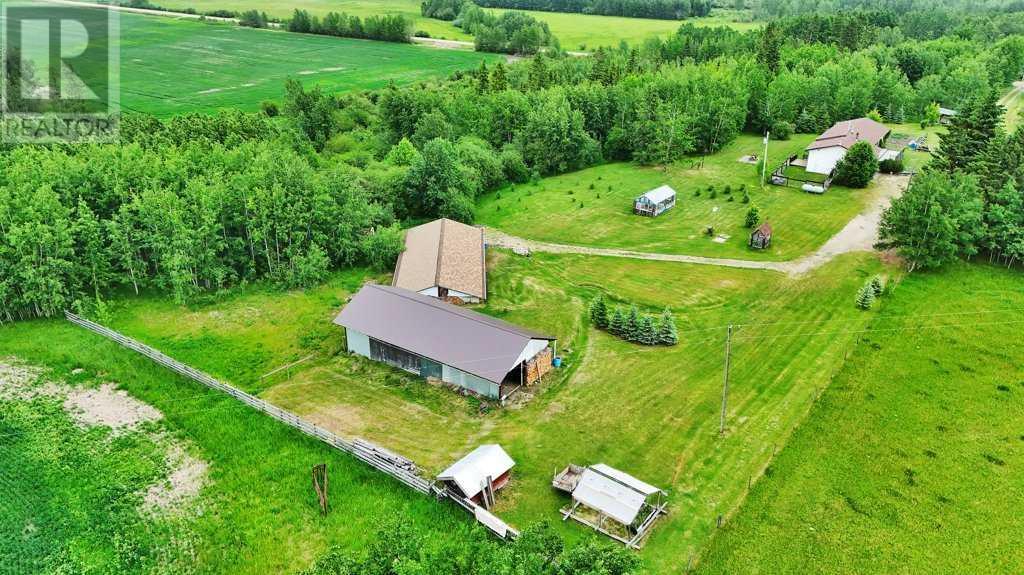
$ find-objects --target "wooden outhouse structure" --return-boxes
[334,284,555,401]
[633,185,677,217]
[749,222,772,249]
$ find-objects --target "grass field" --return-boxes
[154,0,758,48]
[0,308,474,574]
[74,246,896,573]
[696,262,1024,573]
[5,4,501,116]
[477,134,875,260]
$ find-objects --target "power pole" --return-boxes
[719,324,733,435]
[761,132,770,187]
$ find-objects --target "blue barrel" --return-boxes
[552,357,563,368]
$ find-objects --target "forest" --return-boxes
[2,9,1024,322]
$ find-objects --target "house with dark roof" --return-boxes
[334,284,555,401]
[806,118,894,175]
[393,218,486,304]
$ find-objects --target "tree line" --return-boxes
[879,91,1024,270]
[471,0,711,20]
[458,5,557,54]
[286,9,413,43]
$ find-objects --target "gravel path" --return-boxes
[486,174,910,276]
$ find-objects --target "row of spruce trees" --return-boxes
[589,295,678,345]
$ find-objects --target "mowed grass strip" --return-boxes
[477,134,875,260]
[109,12,500,115]
[104,248,895,573]
[695,262,1024,574]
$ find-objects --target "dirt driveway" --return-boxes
[485,174,910,276]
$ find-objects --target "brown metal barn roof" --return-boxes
[807,118,890,152]
[392,219,486,299]
[333,284,554,384]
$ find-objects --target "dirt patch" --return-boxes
[0,360,50,400]
[143,444,208,514]
[63,383,163,432]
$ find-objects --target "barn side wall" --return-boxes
[346,329,371,357]
[442,364,500,398]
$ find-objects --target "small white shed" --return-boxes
[438,444,515,507]
[633,185,677,217]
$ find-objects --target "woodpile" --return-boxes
[525,347,553,385]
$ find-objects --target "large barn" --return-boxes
[392,218,486,304]
[806,117,894,175]
[334,284,555,401]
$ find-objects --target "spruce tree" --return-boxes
[638,316,657,345]
[589,294,609,329]
[608,307,625,336]
[856,283,876,310]
[657,307,678,345]
[626,305,640,341]
[869,275,884,297]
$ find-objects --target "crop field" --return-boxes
[0,312,473,574]
[74,247,895,573]
[696,263,1024,573]
[6,5,500,116]
[478,134,874,260]
[154,0,758,48]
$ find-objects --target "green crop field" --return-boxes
[155,0,757,48]
[696,262,1024,573]
[478,134,878,261]
[4,5,500,116]
[59,246,895,573]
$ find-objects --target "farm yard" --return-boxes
[477,134,877,260]
[3,1,1024,573]
[67,247,892,573]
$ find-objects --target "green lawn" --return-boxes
[90,247,895,573]
[155,0,758,48]
[696,262,1024,574]
[477,134,874,260]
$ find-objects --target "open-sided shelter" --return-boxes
[633,185,677,217]
[392,218,486,304]
[553,463,668,548]
[334,284,555,401]
[438,444,515,508]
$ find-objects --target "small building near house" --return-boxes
[806,117,893,175]
[438,444,514,508]
[553,463,668,548]
[633,185,677,217]
[939,107,957,125]
[749,222,772,250]
[393,218,486,304]
[334,284,555,401]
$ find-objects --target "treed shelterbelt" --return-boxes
[3,8,1024,322]
[470,0,713,20]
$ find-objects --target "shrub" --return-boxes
[834,141,878,188]
[870,275,884,296]
[879,157,904,174]
[589,294,609,329]
[260,100,279,117]
[771,120,794,140]
[856,283,876,310]
[744,205,761,228]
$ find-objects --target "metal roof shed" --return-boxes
[557,463,668,548]
[634,185,677,217]
[438,444,515,507]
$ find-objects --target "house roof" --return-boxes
[572,464,664,526]
[939,107,957,116]
[807,118,891,152]
[753,222,772,237]
[393,218,486,300]
[637,185,676,204]
[438,444,515,499]
[333,284,554,384]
